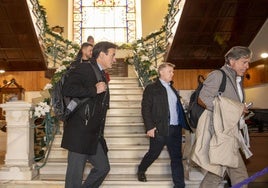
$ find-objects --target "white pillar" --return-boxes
[0,101,38,180]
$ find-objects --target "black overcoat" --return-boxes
[61,62,109,155]
[142,78,191,136]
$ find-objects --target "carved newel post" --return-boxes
[0,101,38,180]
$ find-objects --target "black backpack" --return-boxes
[188,69,227,128]
[51,63,102,121]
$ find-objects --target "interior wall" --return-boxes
[0,71,50,91]
[245,84,268,109]
[243,59,268,109]
[172,69,213,90]
[141,0,169,37]
[39,0,68,38]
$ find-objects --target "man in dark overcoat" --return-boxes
[61,41,116,188]
[137,63,191,188]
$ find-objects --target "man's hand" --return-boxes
[147,127,156,138]
[96,82,107,94]
[243,105,249,114]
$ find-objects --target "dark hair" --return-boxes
[92,41,117,59]
[87,35,94,42]
[224,46,252,65]
[75,42,93,61]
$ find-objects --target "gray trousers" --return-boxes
[65,142,110,188]
[200,152,248,188]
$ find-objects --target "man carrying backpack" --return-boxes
[61,41,117,188]
[193,46,252,188]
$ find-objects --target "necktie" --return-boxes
[101,70,107,83]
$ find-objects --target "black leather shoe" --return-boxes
[137,171,147,182]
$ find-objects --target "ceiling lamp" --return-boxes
[260,52,268,58]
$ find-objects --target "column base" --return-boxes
[0,165,38,180]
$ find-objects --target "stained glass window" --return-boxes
[73,0,136,44]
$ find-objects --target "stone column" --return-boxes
[0,101,38,180]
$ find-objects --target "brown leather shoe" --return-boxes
[137,171,147,182]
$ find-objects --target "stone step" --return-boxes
[39,174,202,188]
[106,116,143,123]
[49,144,169,160]
[54,133,186,146]
[109,85,141,89]
[39,158,172,175]
[106,122,144,127]
[109,79,139,85]
[1,174,203,188]
[110,89,143,95]
[110,77,138,81]
[54,133,149,145]
[109,83,139,87]
[105,123,145,133]
[109,78,138,82]
[106,109,141,116]
[59,122,145,133]
[109,101,141,108]
[107,108,141,116]
[110,95,142,101]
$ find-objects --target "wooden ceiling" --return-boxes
[165,0,268,69]
[0,0,47,71]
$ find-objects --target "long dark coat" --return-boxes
[61,61,109,155]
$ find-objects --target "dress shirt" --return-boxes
[236,76,243,102]
[160,79,179,125]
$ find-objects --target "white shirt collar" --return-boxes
[159,78,170,87]
[97,63,103,71]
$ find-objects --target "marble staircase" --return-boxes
[0,77,204,188]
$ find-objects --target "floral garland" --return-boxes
[126,0,178,87]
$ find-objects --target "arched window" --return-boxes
[73,0,136,44]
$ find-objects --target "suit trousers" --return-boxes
[65,142,110,188]
[200,152,248,188]
[138,126,185,188]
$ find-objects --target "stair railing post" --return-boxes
[0,101,38,180]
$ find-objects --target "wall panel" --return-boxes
[173,69,213,90]
[244,60,268,87]
[0,71,50,91]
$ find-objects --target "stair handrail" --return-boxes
[31,99,60,169]
[27,0,80,69]
[128,0,183,87]
[128,29,165,88]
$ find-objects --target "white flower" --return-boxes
[63,56,72,62]
[69,48,76,54]
[150,65,157,70]
[137,46,145,52]
[55,65,67,73]
[33,102,51,118]
[141,55,149,62]
[43,83,53,90]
